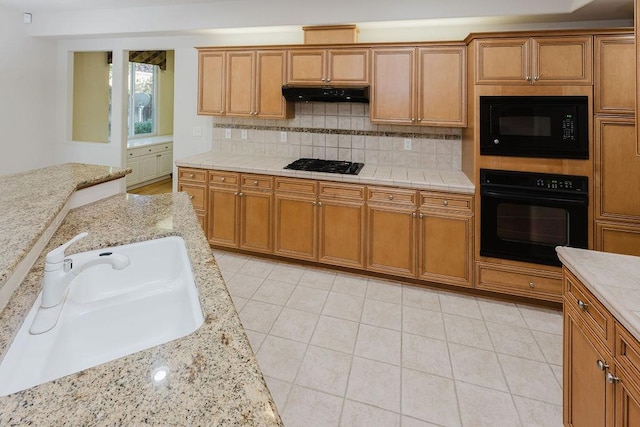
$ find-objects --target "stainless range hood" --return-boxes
[282,85,369,103]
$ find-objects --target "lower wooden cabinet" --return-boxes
[178,167,475,293]
[563,268,640,427]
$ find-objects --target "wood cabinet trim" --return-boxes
[594,34,635,115]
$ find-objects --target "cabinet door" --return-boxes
[140,154,158,182]
[239,190,273,254]
[564,306,614,427]
[318,200,365,269]
[615,367,640,427]
[286,49,326,84]
[475,38,530,84]
[595,117,640,222]
[274,193,317,261]
[126,157,141,187]
[418,211,472,287]
[417,46,466,127]
[370,47,415,125]
[198,50,225,115]
[327,48,369,85]
[595,221,640,257]
[256,50,291,119]
[532,36,593,85]
[226,50,255,116]
[366,204,416,277]
[156,152,172,176]
[208,187,239,248]
[595,35,636,115]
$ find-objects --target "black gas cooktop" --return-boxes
[284,158,365,175]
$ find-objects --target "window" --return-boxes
[128,62,157,137]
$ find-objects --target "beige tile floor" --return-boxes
[214,250,564,427]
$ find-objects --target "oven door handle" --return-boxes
[481,189,588,206]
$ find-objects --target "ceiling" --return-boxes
[0,0,633,38]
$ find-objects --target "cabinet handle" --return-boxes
[529,281,535,288]
[606,372,620,384]
[189,174,195,178]
[238,192,243,197]
[234,192,238,196]
[221,177,225,182]
[189,195,194,199]
[417,118,422,123]
[253,181,259,186]
[388,195,394,200]
[525,76,532,82]
[442,200,448,206]
[317,201,322,207]
[577,300,588,311]
[534,76,539,81]
[312,201,317,206]
[326,78,331,83]
[419,213,425,219]
[596,360,609,371]
[412,212,417,218]
[156,154,161,157]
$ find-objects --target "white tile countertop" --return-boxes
[557,247,640,341]
[176,152,475,194]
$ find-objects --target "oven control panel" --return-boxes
[481,169,588,193]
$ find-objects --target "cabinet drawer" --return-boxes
[178,184,206,210]
[477,262,562,302]
[616,323,640,378]
[420,191,472,212]
[564,268,614,350]
[275,177,317,195]
[178,168,207,183]
[319,182,365,201]
[208,171,240,187]
[241,174,273,190]
[367,186,417,206]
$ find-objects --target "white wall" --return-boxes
[0,6,56,175]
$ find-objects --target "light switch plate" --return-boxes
[225,128,231,139]
[192,126,202,137]
[241,129,248,140]
[280,131,287,143]
[404,138,412,151]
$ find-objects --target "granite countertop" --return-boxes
[557,247,640,341]
[176,152,475,194]
[0,163,129,291]
[0,192,282,426]
[127,135,173,149]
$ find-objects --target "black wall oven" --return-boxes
[480,95,589,159]
[480,169,588,266]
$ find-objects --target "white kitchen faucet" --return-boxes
[29,232,130,335]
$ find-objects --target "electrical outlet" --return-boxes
[241,129,248,140]
[191,126,202,137]
[404,138,412,151]
[225,128,231,139]
[280,131,287,143]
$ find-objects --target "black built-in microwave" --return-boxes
[479,96,589,159]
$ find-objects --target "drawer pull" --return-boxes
[238,192,243,197]
[317,201,322,207]
[596,360,609,371]
[419,213,425,219]
[234,192,238,196]
[221,177,226,182]
[606,372,620,384]
[389,195,394,200]
[189,195,194,199]
[189,174,194,178]
[412,212,417,218]
[577,300,588,311]
[529,281,535,288]
[443,200,448,206]
[312,201,317,206]
[253,180,259,186]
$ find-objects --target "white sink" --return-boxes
[0,236,204,396]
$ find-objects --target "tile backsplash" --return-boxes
[211,102,462,170]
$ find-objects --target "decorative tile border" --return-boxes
[212,122,461,140]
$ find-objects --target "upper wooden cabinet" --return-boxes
[475,36,593,85]
[286,48,369,85]
[595,34,635,116]
[197,48,293,118]
[198,51,225,115]
[370,45,467,127]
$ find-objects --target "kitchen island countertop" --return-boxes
[0,191,282,425]
[557,247,640,342]
[176,152,475,194]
